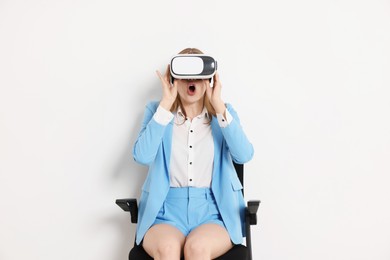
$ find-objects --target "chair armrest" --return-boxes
[245,200,260,260]
[115,198,138,223]
[246,200,261,225]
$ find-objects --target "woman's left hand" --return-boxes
[205,72,226,114]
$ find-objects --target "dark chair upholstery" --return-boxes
[116,163,260,260]
[128,243,248,260]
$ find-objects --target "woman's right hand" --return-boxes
[156,64,177,111]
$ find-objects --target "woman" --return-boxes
[133,48,254,260]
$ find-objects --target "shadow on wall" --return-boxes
[109,82,159,260]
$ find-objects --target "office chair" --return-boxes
[116,163,260,260]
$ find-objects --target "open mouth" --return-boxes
[188,83,196,95]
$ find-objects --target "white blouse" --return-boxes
[153,105,232,188]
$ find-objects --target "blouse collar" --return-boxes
[176,106,209,123]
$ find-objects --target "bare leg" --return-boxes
[143,224,186,260]
[184,223,233,260]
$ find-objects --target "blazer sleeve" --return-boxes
[220,104,254,164]
[132,102,170,165]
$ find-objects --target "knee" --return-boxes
[184,239,210,259]
[155,241,181,258]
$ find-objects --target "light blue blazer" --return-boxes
[133,101,254,245]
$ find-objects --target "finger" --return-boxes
[212,73,219,90]
[156,70,164,81]
[205,80,212,99]
[165,64,171,83]
[164,64,170,75]
[156,70,168,85]
[214,72,220,86]
[213,74,222,98]
[156,70,170,92]
[204,78,210,89]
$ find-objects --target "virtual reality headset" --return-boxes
[170,54,217,80]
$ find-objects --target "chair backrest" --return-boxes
[232,162,244,196]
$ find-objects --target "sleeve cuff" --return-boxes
[153,105,174,125]
[216,109,233,128]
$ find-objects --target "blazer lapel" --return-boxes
[211,117,224,189]
[162,118,174,179]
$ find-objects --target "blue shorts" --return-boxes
[153,187,226,236]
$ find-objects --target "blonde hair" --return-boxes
[170,48,216,120]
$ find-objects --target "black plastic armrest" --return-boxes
[115,198,138,223]
[246,200,261,225]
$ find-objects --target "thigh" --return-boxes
[143,224,186,258]
[185,223,233,259]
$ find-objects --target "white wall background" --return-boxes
[1,0,389,259]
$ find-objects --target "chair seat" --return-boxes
[214,245,248,260]
[129,245,152,260]
[129,244,248,260]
